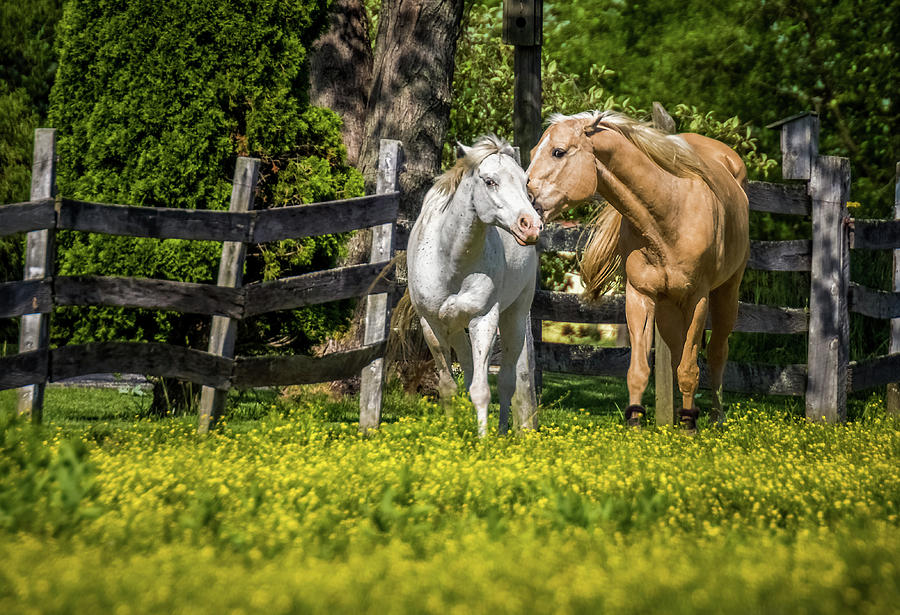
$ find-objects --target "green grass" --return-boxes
[0,378,897,614]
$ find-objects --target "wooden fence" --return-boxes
[3,117,898,427]
[0,130,403,431]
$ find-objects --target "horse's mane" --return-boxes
[548,110,730,206]
[424,134,516,215]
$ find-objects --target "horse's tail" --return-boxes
[579,204,623,302]
[386,286,438,392]
[386,287,421,365]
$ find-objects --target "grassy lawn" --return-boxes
[1,376,898,614]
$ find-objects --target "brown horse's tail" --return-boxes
[579,204,623,302]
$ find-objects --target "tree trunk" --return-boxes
[308,0,465,387]
[358,0,465,218]
[309,0,373,166]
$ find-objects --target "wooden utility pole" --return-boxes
[503,0,543,168]
[651,103,676,426]
[504,1,544,395]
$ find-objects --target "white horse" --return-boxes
[407,135,543,436]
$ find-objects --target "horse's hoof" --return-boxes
[438,299,457,322]
[679,408,700,434]
[625,404,645,429]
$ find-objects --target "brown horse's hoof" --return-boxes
[679,408,700,434]
[625,404,645,428]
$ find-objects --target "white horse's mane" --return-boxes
[423,134,516,216]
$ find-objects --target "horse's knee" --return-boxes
[439,293,482,325]
[707,335,729,365]
[438,295,460,322]
[469,380,491,410]
[677,362,700,394]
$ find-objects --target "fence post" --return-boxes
[16,128,56,423]
[806,156,851,422]
[651,103,675,425]
[359,139,402,431]
[197,157,259,433]
[887,162,900,415]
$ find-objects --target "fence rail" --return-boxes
[0,262,395,321]
[1,129,404,430]
[1,193,400,243]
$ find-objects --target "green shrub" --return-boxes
[48,0,362,355]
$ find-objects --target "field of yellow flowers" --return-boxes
[1,382,899,614]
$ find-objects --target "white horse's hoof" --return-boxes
[438,296,459,321]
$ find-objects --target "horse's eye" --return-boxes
[552,148,566,158]
[484,177,497,188]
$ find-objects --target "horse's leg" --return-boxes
[439,273,494,329]
[707,267,744,423]
[468,304,500,437]
[449,329,473,389]
[624,281,656,426]
[497,291,537,435]
[668,293,709,432]
[420,317,457,409]
[654,298,686,371]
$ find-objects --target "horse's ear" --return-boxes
[583,117,606,137]
[456,142,471,159]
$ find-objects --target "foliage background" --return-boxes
[445,0,897,364]
[2,0,898,365]
[43,0,362,357]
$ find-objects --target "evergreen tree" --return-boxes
[48,0,363,363]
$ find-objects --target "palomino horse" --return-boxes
[407,135,543,436]
[526,111,749,430]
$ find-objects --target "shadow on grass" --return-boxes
[0,369,885,433]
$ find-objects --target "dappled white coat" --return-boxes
[407,136,542,435]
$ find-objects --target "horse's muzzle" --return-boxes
[515,213,543,246]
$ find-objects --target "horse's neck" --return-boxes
[593,134,683,258]
[434,190,490,271]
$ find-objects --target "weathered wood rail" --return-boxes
[0,130,404,430]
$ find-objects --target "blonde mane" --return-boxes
[549,110,730,205]
[424,135,516,214]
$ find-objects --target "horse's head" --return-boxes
[526,117,600,221]
[458,139,543,246]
